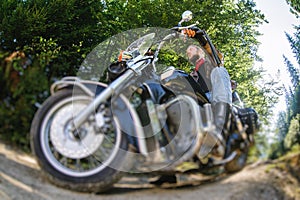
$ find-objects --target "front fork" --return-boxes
[71,71,134,131]
[70,55,151,133]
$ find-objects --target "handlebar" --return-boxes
[155,22,222,67]
[174,22,222,67]
[172,21,200,31]
[154,22,204,63]
[153,24,202,64]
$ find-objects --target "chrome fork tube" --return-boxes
[71,70,134,131]
[71,56,150,130]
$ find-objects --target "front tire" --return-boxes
[30,89,130,192]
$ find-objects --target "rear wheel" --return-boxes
[30,89,130,192]
[224,148,248,173]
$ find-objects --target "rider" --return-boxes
[150,30,232,186]
[185,29,232,146]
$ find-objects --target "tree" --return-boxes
[286,0,300,18]
[271,0,300,156]
[284,114,300,149]
[0,0,105,149]
[284,55,299,90]
[0,37,60,148]
[283,10,300,141]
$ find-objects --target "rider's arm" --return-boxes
[183,29,223,63]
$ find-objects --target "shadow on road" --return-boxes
[0,151,53,200]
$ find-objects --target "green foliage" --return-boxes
[0,37,59,150]
[271,0,300,158]
[247,131,270,162]
[282,29,300,152]
[286,0,300,17]
[284,114,300,149]
[284,55,299,89]
[269,112,289,159]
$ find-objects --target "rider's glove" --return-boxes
[182,29,196,38]
[183,28,207,46]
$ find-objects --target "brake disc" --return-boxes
[50,101,104,159]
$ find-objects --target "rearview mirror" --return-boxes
[182,10,193,22]
[178,10,193,26]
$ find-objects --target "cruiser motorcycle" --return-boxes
[30,11,259,192]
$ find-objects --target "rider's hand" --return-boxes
[182,29,196,38]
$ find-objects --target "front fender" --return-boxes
[50,76,107,97]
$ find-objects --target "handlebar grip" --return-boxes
[170,27,180,31]
[170,26,206,46]
[196,29,204,34]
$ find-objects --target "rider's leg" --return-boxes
[210,67,232,142]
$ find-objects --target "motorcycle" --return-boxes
[30,11,259,192]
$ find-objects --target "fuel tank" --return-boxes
[160,68,209,106]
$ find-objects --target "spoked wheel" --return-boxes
[30,89,130,192]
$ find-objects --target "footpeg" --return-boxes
[212,151,237,165]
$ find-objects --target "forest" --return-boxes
[0,0,299,160]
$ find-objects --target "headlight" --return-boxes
[107,61,127,82]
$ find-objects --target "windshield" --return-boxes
[77,27,215,81]
[125,33,155,58]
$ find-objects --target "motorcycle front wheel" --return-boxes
[30,89,130,193]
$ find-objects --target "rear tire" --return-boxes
[224,149,248,173]
[30,89,130,192]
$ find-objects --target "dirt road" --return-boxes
[0,142,299,200]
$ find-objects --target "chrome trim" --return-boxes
[161,95,205,170]
[118,94,148,156]
[50,76,107,97]
[212,151,237,165]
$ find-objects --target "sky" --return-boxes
[253,0,299,116]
